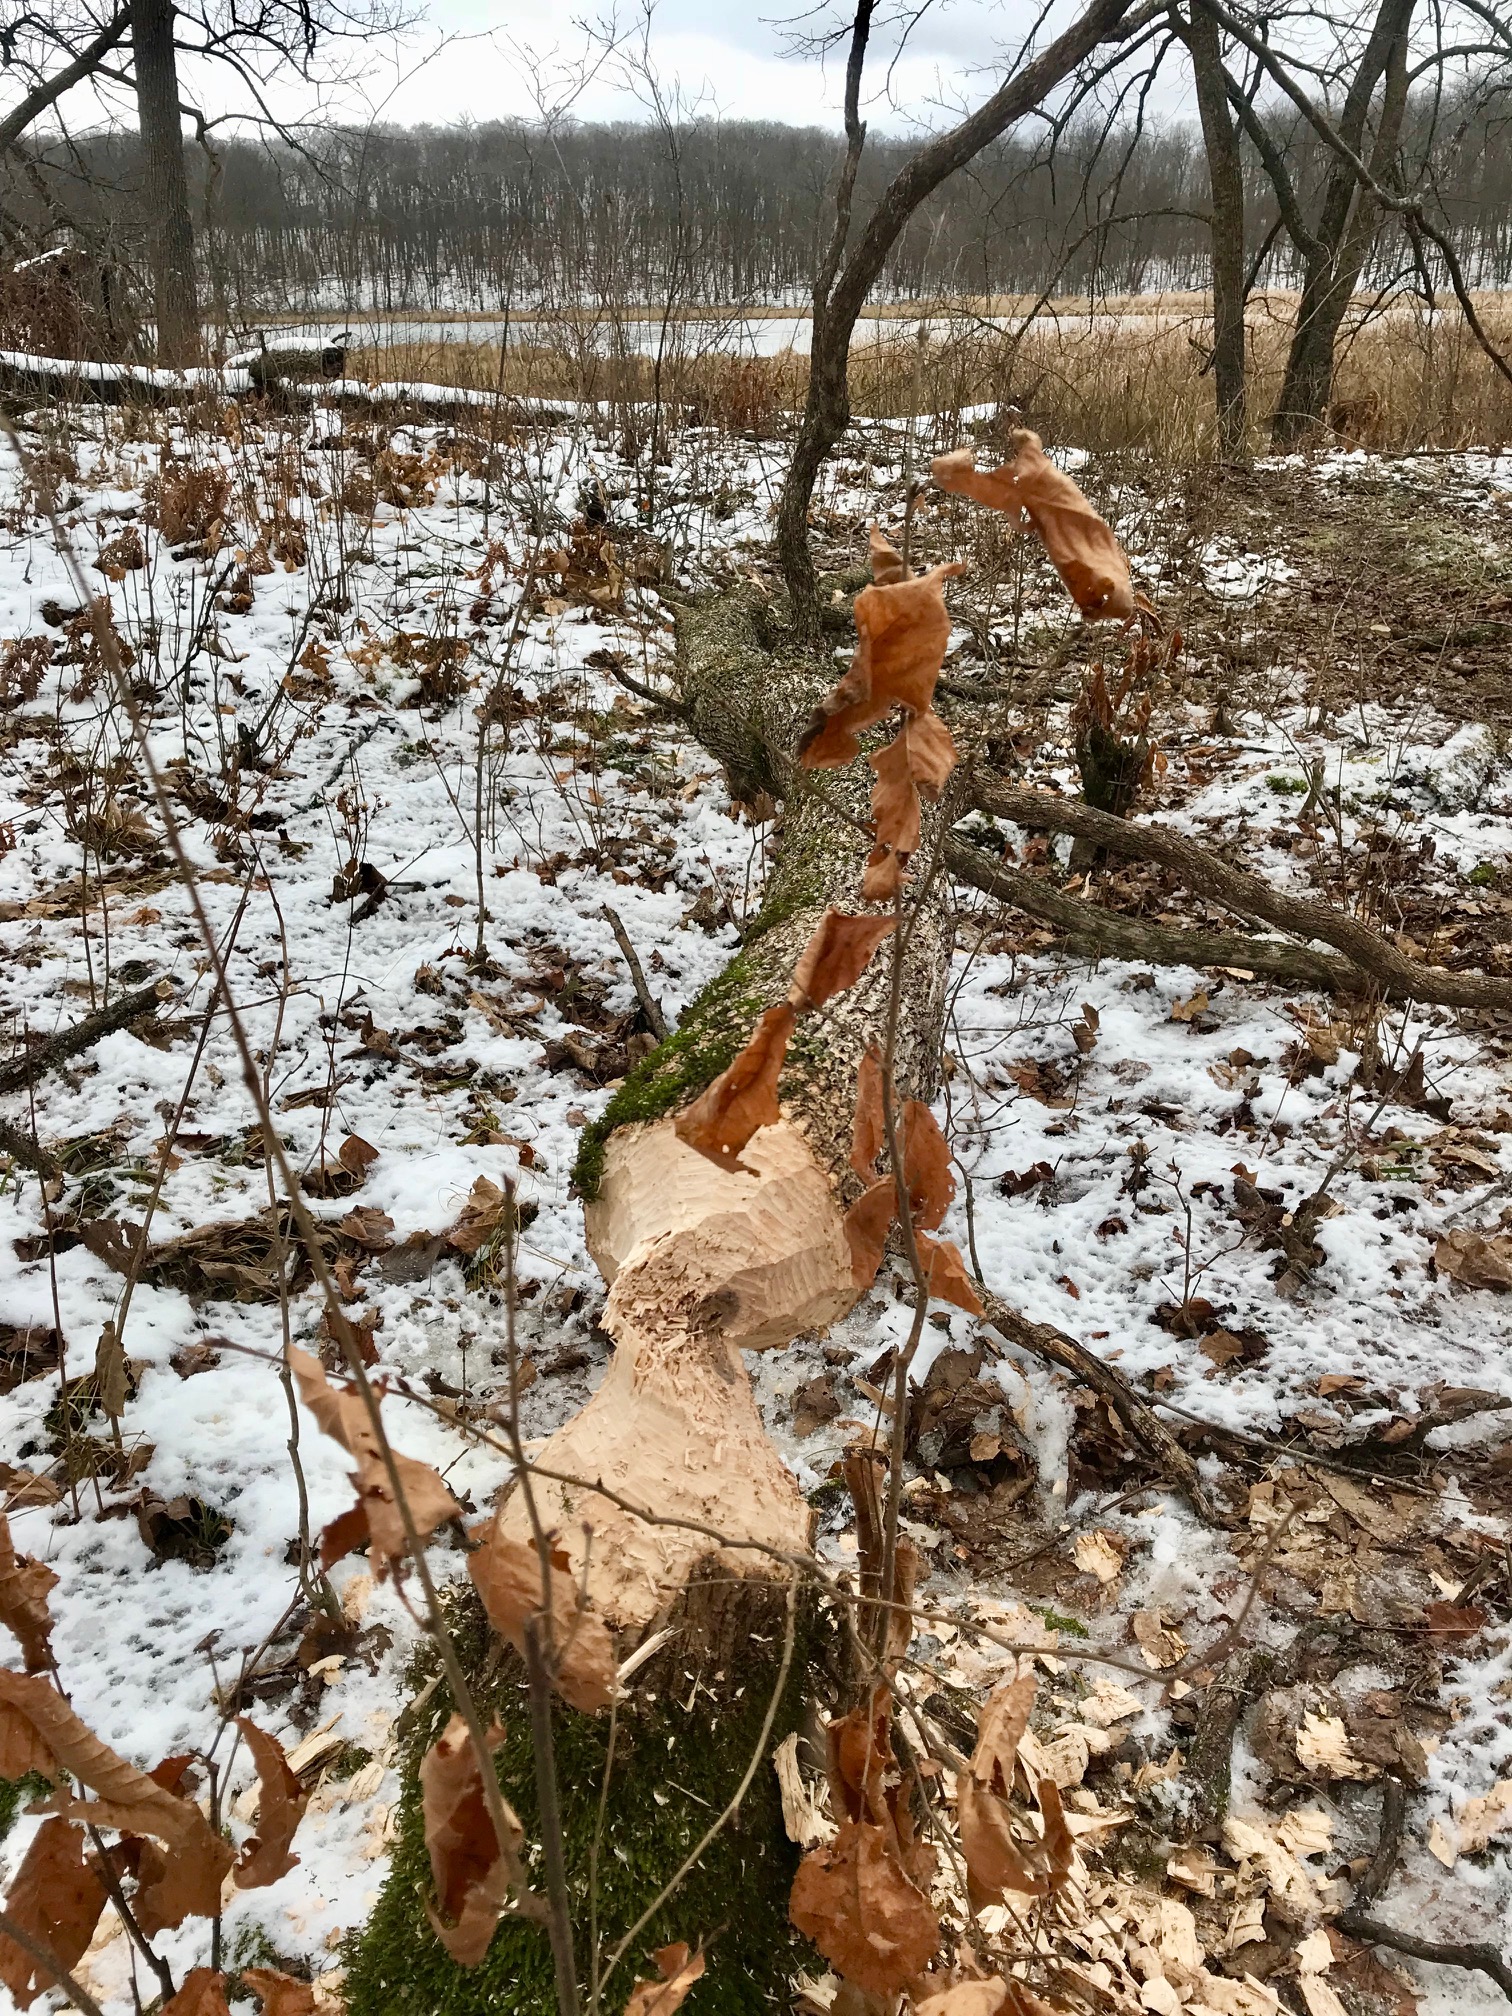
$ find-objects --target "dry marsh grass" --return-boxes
[348,291,1512,458]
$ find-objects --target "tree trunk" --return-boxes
[522,584,951,1640]
[1184,3,1247,459]
[1271,0,1413,446]
[131,0,198,366]
[772,0,1137,620]
[346,588,953,2013]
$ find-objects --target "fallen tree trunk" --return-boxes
[0,347,576,422]
[521,585,952,1639]
[969,775,1512,1010]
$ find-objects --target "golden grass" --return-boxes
[345,291,1512,457]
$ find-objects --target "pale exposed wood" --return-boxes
[500,1119,847,1635]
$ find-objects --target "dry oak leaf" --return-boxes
[467,1519,617,1714]
[420,1712,521,1965]
[914,1234,982,1315]
[1450,1776,1512,1856]
[789,1818,940,1996]
[789,908,896,1010]
[869,733,923,855]
[797,564,964,768]
[233,1717,308,1888]
[862,843,907,903]
[1435,1228,1512,1290]
[901,1100,954,1231]
[290,1345,461,1575]
[163,1968,233,2015]
[868,523,906,585]
[957,1772,1047,1904]
[624,1940,707,2016]
[850,1042,887,1181]
[972,1662,1038,1789]
[673,1002,796,1167]
[243,1968,317,2016]
[931,434,1133,621]
[446,1175,515,1255]
[844,1179,896,1290]
[338,1133,379,1178]
[1132,1610,1187,1670]
[337,1205,395,1252]
[0,1818,107,2011]
[0,1511,57,1673]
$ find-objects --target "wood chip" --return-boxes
[1132,1610,1187,1670]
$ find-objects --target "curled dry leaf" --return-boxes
[868,523,906,585]
[233,1717,308,1888]
[1435,1227,1512,1290]
[899,707,958,800]
[624,1940,707,2016]
[337,1204,395,1252]
[338,1133,379,1178]
[0,1511,57,1672]
[972,1663,1038,1788]
[446,1175,514,1254]
[290,1345,461,1576]
[673,1002,796,1167]
[789,908,896,1010]
[243,1969,317,2016]
[843,1179,896,1289]
[797,564,964,768]
[931,433,1133,620]
[420,1712,520,1966]
[868,734,922,855]
[163,1968,233,2015]
[862,843,906,903]
[468,1519,617,1714]
[956,1771,1047,1904]
[1037,1775,1076,1883]
[0,1818,107,2011]
[0,1671,233,1928]
[914,1234,982,1315]
[850,1042,886,1181]
[901,1101,953,1231]
[788,1819,940,1996]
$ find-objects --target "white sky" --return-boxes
[252,0,1200,136]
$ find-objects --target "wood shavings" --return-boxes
[1073,1529,1126,1585]
[1294,1711,1376,1782]
[1132,1610,1188,1670]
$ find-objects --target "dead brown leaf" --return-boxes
[797,564,964,767]
[624,1940,707,2016]
[338,1134,379,1178]
[789,908,896,1010]
[673,1002,796,1167]
[420,1712,520,1965]
[163,1967,233,2015]
[1435,1227,1512,1290]
[290,1346,461,1576]
[901,1101,954,1231]
[914,1233,983,1314]
[843,1180,896,1289]
[867,524,906,585]
[445,1176,514,1254]
[233,1718,307,1889]
[788,1819,940,1995]
[851,1042,886,1181]
[0,1511,57,1672]
[932,433,1133,620]
[869,733,922,855]
[467,1521,617,1714]
[243,1969,316,2016]
[0,1819,107,2011]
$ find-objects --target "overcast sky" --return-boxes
[327,0,1197,134]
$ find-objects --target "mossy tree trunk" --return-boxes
[349,589,954,2012]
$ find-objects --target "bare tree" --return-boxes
[1171,0,1248,456]
[773,0,1152,627]
[132,0,197,360]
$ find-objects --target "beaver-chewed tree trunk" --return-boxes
[530,585,951,1644]
[347,590,956,2016]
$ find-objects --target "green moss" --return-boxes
[343,1592,814,2016]
[0,1774,50,1844]
[571,948,768,1198]
[1470,862,1497,888]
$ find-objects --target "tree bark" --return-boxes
[1182,2,1248,459]
[131,0,198,366]
[0,8,134,159]
[774,0,1137,625]
[1271,0,1413,446]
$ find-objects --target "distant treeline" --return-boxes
[9,96,1512,317]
